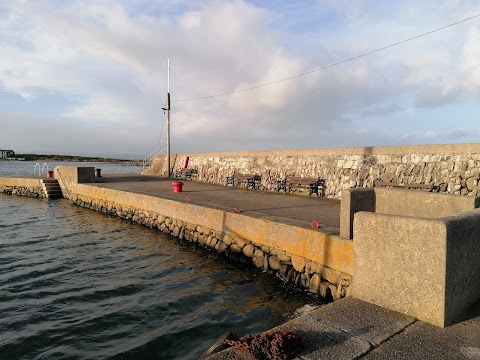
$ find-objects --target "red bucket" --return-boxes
[172,182,184,193]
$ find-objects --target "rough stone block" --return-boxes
[321,266,339,284]
[242,244,255,257]
[292,255,306,272]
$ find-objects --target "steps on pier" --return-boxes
[42,179,63,199]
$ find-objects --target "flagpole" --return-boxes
[167,59,171,177]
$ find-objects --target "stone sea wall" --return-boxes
[146,144,480,198]
[68,192,351,301]
[0,178,45,198]
[0,185,44,197]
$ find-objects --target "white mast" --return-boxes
[166,59,171,177]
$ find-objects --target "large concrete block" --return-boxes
[340,187,480,241]
[77,167,95,183]
[353,210,480,327]
[340,188,375,239]
[374,188,480,218]
[55,166,95,187]
[444,211,480,324]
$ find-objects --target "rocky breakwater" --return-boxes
[68,193,351,301]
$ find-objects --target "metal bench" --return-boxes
[226,173,261,190]
[175,168,197,180]
[276,176,326,198]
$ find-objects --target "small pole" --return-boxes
[166,59,171,177]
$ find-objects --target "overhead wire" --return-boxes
[173,13,480,102]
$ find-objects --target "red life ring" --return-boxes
[181,156,189,169]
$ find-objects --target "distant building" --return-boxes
[0,149,15,158]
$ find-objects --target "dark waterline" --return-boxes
[0,162,323,359]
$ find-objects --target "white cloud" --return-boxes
[460,25,480,95]
[0,0,479,157]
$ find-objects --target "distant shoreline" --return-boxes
[0,154,142,164]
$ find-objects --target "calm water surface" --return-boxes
[0,161,321,359]
[0,160,145,178]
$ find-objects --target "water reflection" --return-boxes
[0,193,321,360]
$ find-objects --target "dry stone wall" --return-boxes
[147,144,480,198]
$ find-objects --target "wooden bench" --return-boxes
[276,176,326,198]
[226,173,261,190]
[374,180,440,192]
[175,168,197,180]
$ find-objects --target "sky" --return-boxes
[0,0,479,159]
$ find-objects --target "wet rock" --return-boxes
[215,241,227,253]
[253,254,264,268]
[253,249,264,258]
[321,267,339,285]
[207,236,218,248]
[198,234,206,245]
[268,255,282,270]
[223,235,233,245]
[309,273,321,293]
[230,244,242,253]
[240,243,254,257]
[292,255,306,272]
[234,238,247,249]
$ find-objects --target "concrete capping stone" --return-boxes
[0,177,43,187]
[173,143,480,157]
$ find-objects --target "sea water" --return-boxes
[0,161,320,359]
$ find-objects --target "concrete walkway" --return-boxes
[206,297,480,360]
[95,174,341,234]
[91,175,480,359]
